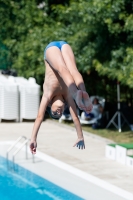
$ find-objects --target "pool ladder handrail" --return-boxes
[6,136,30,170]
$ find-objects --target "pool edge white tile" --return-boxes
[0,141,133,200]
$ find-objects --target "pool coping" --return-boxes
[48,119,115,144]
[0,141,133,200]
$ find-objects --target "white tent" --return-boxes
[0,75,19,122]
[15,77,40,122]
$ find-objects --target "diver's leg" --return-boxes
[61,44,85,91]
[61,44,93,113]
[45,46,92,113]
[45,47,78,99]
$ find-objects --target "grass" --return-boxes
[62,121,133,143]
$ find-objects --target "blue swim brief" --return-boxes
[44,41,68,59]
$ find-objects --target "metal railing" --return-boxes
[6,136,31,170]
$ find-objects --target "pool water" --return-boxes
[0,156,82,200]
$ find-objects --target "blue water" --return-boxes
[0,156,82,200]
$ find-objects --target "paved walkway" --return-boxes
[0,119,133,194]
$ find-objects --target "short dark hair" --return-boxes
[46,107,61,120]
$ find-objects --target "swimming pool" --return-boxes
[0,156,82,200]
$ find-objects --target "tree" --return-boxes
[1,0,133,92]
[0,0,70,86]
[51,0,133,88]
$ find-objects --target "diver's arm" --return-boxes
[30,94,49,153]
[67,94,85,149]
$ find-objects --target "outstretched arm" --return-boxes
[30,94,49,154]
[67,94,85,149]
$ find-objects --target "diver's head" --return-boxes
[50,95,65,119]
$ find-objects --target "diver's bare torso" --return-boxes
[43,61,68,100]
[30,42,92,153]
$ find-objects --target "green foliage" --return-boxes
[0,0,133,90]
[0,0,70,85]
[52,0,133,88]
[0,42,11,69]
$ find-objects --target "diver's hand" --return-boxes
[73,138,85,149]
[30,140,37,154]
[74,90,93,114]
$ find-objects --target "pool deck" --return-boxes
[0,119,133,197]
